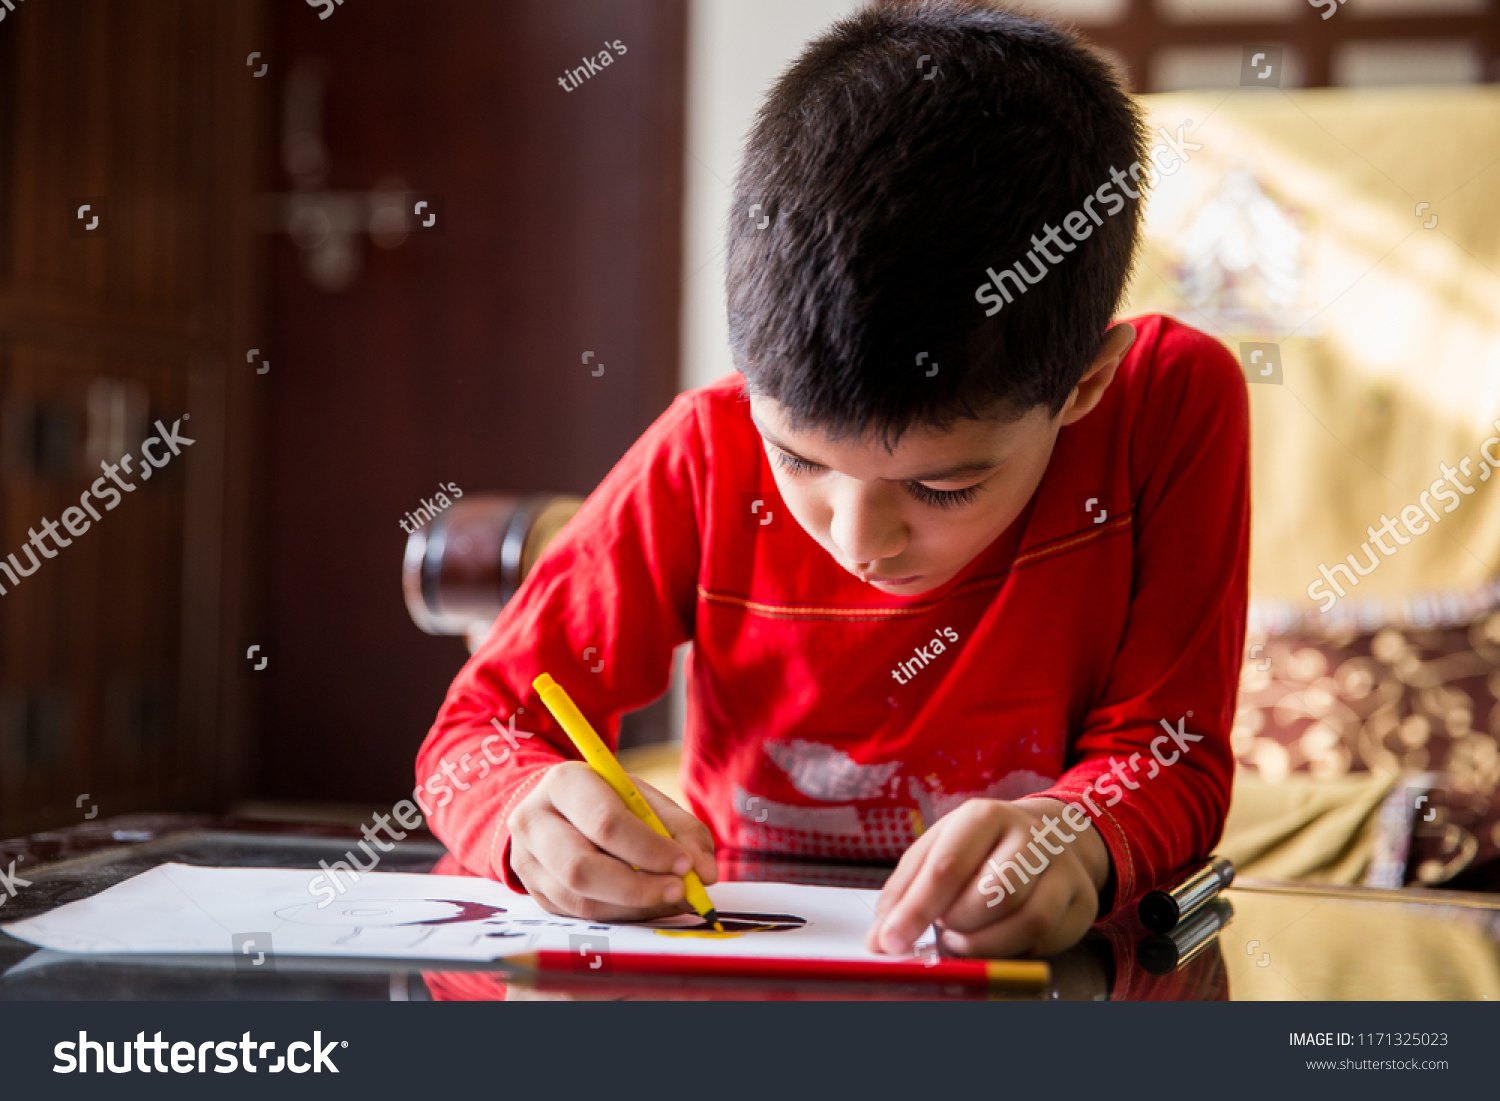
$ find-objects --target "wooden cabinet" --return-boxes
[0,0,267,835]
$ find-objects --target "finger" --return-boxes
[516,848,691,924]
[634,776,719,886]
[507,842,562,907]
[1034,887,1099,957]
[941,833,1054,932]
[940,871,1091,959]
[871,803,1005,956]
[864,823,945,953]
[547,764,697,876]
[526,805,694,910]
[873,820,943,922]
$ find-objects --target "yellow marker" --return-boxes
[533,672,724,933]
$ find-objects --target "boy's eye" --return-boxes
[773,448,983,508]
[905,482,981,509]
[771,449,820,476]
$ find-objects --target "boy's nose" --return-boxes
[827,488,906,566]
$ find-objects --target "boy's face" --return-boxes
[747,325,1133,596]
[749,396,1065,597]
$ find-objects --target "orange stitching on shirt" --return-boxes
[698,572,1010,619]
[697,512,1132,621]
[1011,512,1133,570]
[1092,804,1135,906]
[1032,786,1137,912]
[697,586,939,620]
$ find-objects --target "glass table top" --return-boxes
[1,827,1495,1001]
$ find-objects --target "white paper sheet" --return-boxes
[2,864,933,965]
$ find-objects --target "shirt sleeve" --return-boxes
[414,392,706,887]
[1033,323,1250,916]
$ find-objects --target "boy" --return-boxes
[417,0,1247,958]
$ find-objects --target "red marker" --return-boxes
[508,950,1050,992]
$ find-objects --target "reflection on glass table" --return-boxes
[0,822,1495,1001]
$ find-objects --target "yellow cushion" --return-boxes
[1125,88,1500,603]
[1218,770,1396,884]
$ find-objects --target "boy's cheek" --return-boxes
[764,477,817,536]
[770,490,842,564]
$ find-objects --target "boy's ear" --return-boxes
[1057,323,1136,427]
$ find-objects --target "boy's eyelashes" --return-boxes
[768,448,984,510]
[769,449,822,477]
[905,482,982,510]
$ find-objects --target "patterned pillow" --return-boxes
[1236,610,1500,890]
[1404,782,1500,893]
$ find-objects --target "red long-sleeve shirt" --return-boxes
[416,314,1249,916]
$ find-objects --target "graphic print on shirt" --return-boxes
[762,739,901,801]
[904,768,1055,825]
[733,736,1058,862]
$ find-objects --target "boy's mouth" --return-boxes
[862,573,922,588]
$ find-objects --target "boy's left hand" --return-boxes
[865,797,1110,959]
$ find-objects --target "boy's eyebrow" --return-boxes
[750,414,1001,482]
[898,457,1002,481]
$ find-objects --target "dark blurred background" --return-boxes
[2,0,1496,837]
[0,0,685,834]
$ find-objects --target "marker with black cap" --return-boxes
[1138,856,1234,934]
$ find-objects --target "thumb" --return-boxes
[634,776,719,885]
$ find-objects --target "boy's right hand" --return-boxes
[506,761,719,922]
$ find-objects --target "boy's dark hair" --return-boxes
[727,0,1149,443]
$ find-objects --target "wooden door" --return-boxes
[258,0,686,803]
